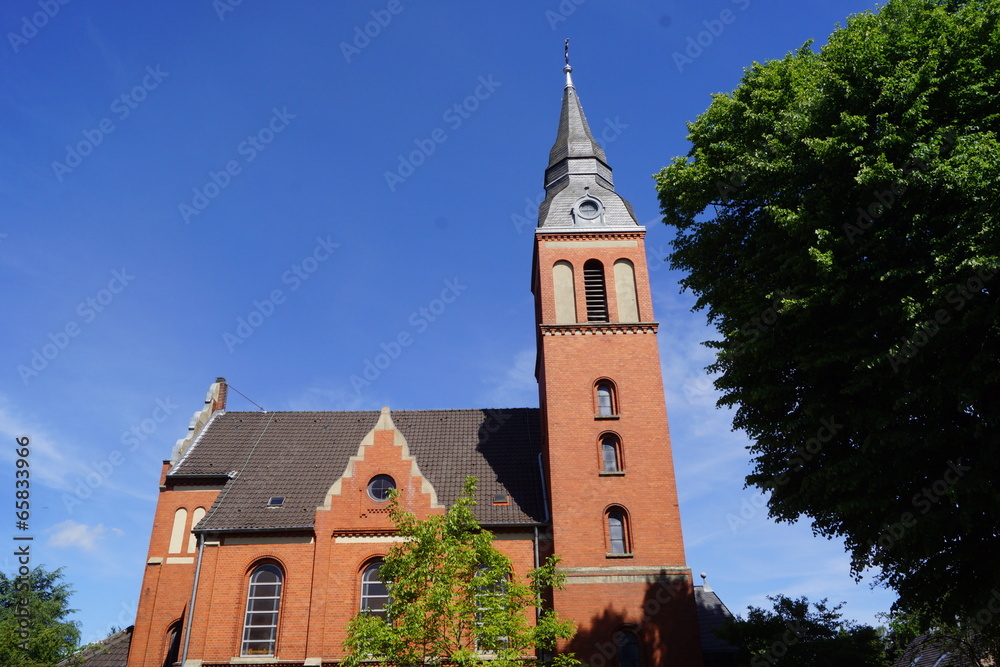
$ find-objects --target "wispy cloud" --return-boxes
[47,520,108,551]
[479,348,536,407]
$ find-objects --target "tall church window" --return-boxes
[241,564,283,656]
[613,259,639,322]
[552,261,577,324]
[474,565,509,652]
[601,435,622,473]
[361,561,389,619]
[596,381,616,417]
[163,622,181,667]
[616,629,641,667]
[606,507,630,555]
[583,260,609,322]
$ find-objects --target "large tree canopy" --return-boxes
[0,566,81,666]
[717,595,896,667]
[655,0,1000,640]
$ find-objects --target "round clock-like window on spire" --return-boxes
[367,474,396,502]
[573,195,605,225]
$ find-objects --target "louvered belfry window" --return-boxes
[583,260,609,322]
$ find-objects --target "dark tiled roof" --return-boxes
[893,635,974,667]
[694,586,739,662]
[169,408,545,532]
[60,625,132,667]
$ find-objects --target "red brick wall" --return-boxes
[533,229,704,666]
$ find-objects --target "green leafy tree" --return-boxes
[0,566,81,667]
[718,595,892,667]
[654,0,1000,644]
[343,477,578,667]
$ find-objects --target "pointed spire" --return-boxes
[547,44,607,171]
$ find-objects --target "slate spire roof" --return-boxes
[546,63,609,172]
[537,60,639,229]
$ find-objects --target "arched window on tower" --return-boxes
[163,622,182,667]
[552,260,577,324]
[595,381,617,417]
[583,259,609,322]
[606,507,631,555]
[613,259,639,322]
[616,629,641,667]
[241,563,283,656]
[601,435,622,473]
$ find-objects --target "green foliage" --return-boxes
[718,595,893,666]
[0,566,81,667]
[343,477,578,667]
[654,0,1000,640]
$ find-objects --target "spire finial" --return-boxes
[563,38,573,88]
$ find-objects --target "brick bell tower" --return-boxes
[533,55,704,666]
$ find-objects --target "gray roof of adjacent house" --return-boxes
[59,625,132,667]
[694,585,739,665]
[169,408,546,532]
[893,635,975,667]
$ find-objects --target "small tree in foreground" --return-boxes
[343,477,578,667]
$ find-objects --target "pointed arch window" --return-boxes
[583,260,609,322]
[241,564,283,656]
[163,622,182,667]
[361,561,389,619]
[606,507,631,556]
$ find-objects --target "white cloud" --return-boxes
[47,520,108,551]
[479,348,537,408]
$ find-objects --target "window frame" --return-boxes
[360,560,390,619]
[240,563,283,657]
[366,475,396,502]
[605,506,632,557]
[595,380,619,419]
[614,627,641,667]
[599,434,624,475]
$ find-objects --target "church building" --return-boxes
[119,59,735,667]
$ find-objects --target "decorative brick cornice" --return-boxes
[535,230,645,242]
[540,322,658,335]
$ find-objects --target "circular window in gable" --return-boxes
[367,474,396,502]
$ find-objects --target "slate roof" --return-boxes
[547,77,608,169]
[694,586,739,665]
[169,408,546,532]
[59,625,132,667]
[892,634,975,666]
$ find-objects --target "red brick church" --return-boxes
[111,60,735,667]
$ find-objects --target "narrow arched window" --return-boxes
[241,564,283,656]
[474,565,509,652]
[583,259,608,322]
[601,436,621,473]
[163,622,182,667]
[616,629,640,667]
[596,382,616,417]
[613,259,639,322]
[361,561,389,619]
[607,507,630,555]
[552,260,577,324]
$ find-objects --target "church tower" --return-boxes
[533,58,704,666]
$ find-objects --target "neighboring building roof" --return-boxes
[893,634,976,666]
[694,585,739,666]
[169,408,546,532]
[59,625,132,667]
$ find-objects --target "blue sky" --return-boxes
[1,0,895,645]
